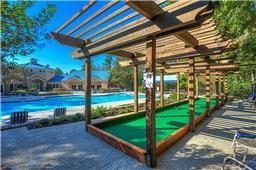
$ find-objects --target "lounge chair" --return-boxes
[10,111,28,124]
[222,156,256,170]
[54,107,66,117]
[232,130,256,162]
[243,94,256,108]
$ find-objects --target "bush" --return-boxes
[92,106,107,118]
[138,85,145,93]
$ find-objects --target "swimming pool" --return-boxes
[1,93,145,117]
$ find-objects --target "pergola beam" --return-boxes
[55,0,96,33]
[72,1,213,58]
[125,0,164,20]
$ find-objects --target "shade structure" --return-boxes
[51,0,238,168]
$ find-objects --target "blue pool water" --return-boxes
[1,93,145,117]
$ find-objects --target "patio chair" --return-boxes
[10,111,28,124]
[232,130,256,162]
[222,156,256,170]
[54,107,66,117]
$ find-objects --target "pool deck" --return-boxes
[1,97,146,126]
[1,100,256,169]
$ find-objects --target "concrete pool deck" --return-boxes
[1,98,146,126]
[1,100,256,169]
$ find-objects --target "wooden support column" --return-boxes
[177,73,180,102]
[195,74,199,98]
[215,74,219,107]
[134,65,139,113]
[145,35,157,168]
[84,57,91,131]
[220,74,224,105]
[188,57,195,132]
[205,64,211,117]
[224,74,228,101]
[160,69,164,107]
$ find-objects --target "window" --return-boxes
[39,70,41,72]
[78,85,83,91]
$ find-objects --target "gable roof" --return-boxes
[62,70,110,82]
[21,63,54,70]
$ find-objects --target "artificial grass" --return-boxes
[100,98,216,149]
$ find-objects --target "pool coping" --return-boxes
[87,99,220,165]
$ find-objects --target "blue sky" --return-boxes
[17,1,139,73]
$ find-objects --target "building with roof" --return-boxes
[60,70,109,92]
[1,58,110,93]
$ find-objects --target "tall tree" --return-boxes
[55,67,63,75]
[213,1,256,97]
[1,1,57,93]
[103,56,115,71]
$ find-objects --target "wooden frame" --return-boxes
[87,99,219,165]
[51,0,236,168]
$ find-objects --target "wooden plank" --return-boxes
[76,5,130,38]
[55,0,96,33]
[205,62,211,116]
[125,0,164,19]
[215,74,219,107]
[108,50,144,59]
[175,32,198,47]
[134,65,139,113]
[118,41,232,66]
[177,73,180,101]
[195,74,199,98]
[67,0,119,36]
[87,12,139,40]
[51,32,86,48]
[88,125,147,163]
[188,57,195,132]
[85,56,91,131]
[220,74,224,104]
[160,69,164,107]
[72,1,212,58]
[224,74,228,101]
[145,35,157,168]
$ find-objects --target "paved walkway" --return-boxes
[1,101,256,169]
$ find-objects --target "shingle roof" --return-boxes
[21,63,54,70]
[62,70,110,82]
[48,75,65,83]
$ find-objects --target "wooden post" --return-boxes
[195,74,199,98]
[225,74,228,101]
[177,73,180,102]
[188,57,195,132]
[84,57,91,131]
[205,64,211,117]
[215,74,219,107]
[145,35,157,168]
[220,74,224,105]
[160,69,164,107]
[134,65,139,113]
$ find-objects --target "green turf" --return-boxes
[100,98,216,149]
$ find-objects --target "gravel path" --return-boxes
[1,100,255,169]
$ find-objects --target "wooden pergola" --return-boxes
[52,0,238,167]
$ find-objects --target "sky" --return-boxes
[17,1,140,73]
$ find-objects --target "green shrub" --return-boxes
[138,85,145,93]
[92,106,107,118]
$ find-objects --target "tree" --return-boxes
[213,1,256,97]
[70,69,77,74]
[1,1,57,93]
[55,67,63,75]
[109,60,143,90]
[103,56,115,71]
